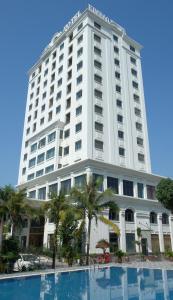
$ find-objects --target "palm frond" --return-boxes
[99,215,120,235]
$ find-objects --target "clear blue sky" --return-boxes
[0,0,173,186]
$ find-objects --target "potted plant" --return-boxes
[115,250,125,263]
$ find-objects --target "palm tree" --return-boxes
[71,176,119,265]
[0,185,38,246]
[42,191,71,268]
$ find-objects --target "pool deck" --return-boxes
[1,260,173,280]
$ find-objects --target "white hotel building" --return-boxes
[18,5,173,254]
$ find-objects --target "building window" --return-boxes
[44,69,48,77]
[67,83,71,94]
[93,174,103,191]
[48,111,53,122]
[51,73,55,83]
[75,122,82,133]
[22,168,26,175]
[77,47,83,57]
[109,209,119,221]
[66,97,71,109]
[23,153,27,161]
[38,138,46,149]
[76,105,82,116]
[65,113,70,124]
[60,42,64,50]
[33,123,36,132]
[37,153,45,164]
[31,143,37,153]
[36,169,44,177]
[38,187,46,200]
[130,57,136,65]
[77,74,83,85]
[78,35,83,44]
[78,23,83,31]
[49,183,58,195]
[118,130,124,139]
[132,81,139,89]
[52,62,56,70]
[138,153,145,162]
[117,114,123,123]
[61,179,71,195]
[56,91,62,100]
[52,51,56,59]
[113,34,118,42]
[59,53,64,62]
[49,98,53,108]
[137,137,143,146]
[76,90,82,99]
[116,99,122,108]
[136,122,142,131]
[58,78,62,87]
[29,190,36,199]
[41,104,45,112]
[27,173,34,181]
[46,148,55,160]
[75,140,82,151]
[95,122,103,132]
[119,147,125,156]
[130,45,135,52]
[107,177,119,194]
[68,57,72,68]
[109,233,119,252]
[147,185,156,200]
[94,60,102,69]
[162,213,169,225]
[125,209,134,222]
[34,111,37,120]
[131,68,137,77]
[94,21,101,30]
[94,89,102,99]
[126,233,135,253]
[75,175,86,188]
[26,128,30,135]
[150,212,157,224]
[56,105,61,114]
[58,65,63,74]
[94,74,102,84]
[95,105,103,115]
[137,183,144,198]
[134,94,140,102]
[123,180,134,197]
[77,61,83,71]
[116,85,121,93]
[94,46,101,56]
[45,165,54,174]
[48,131,56,143]
[114,46,119,54]
[29,158,36,168]
[115,71,120,79]
[114,59,120,66]
[64,129,70,139]
[135,108,141,117]
[64,146,69,156]
[94,34,101,43]
[95,140,103,151]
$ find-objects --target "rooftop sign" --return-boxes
[63,11,81,32]
[88,4,114,24]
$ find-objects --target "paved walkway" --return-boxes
[1,260,173,280]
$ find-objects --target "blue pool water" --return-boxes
[1,266,173,299]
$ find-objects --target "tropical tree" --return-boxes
[0,185,37,247]
[71,176,119,265]
[156,178,173,213]
[42,191,71,268]
[59,210,82,266]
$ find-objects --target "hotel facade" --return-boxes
[18,5,173,254]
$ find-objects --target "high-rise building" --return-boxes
[18,5,173,254]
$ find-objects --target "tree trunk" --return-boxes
[52,221,59,269]
[86,218,91,265]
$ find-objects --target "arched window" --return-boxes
[150,212,157,224]
[125,209,134,222]
[162,213,169,225]
[109,209,119,221]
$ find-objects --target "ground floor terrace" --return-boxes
[18,159,173,255]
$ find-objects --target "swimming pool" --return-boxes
[1,266,173,299]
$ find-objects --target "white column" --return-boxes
[43,218,49,248]
[133,180,138,198]
[71,172,75,187]
[169,215,173,251]
[57,177,61,194]
[103,174,107,191]
[158,213,164,253]
[143,183,147,199]
[119,178,123,195]
[86,167,92,184]
[119,210,126,252]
